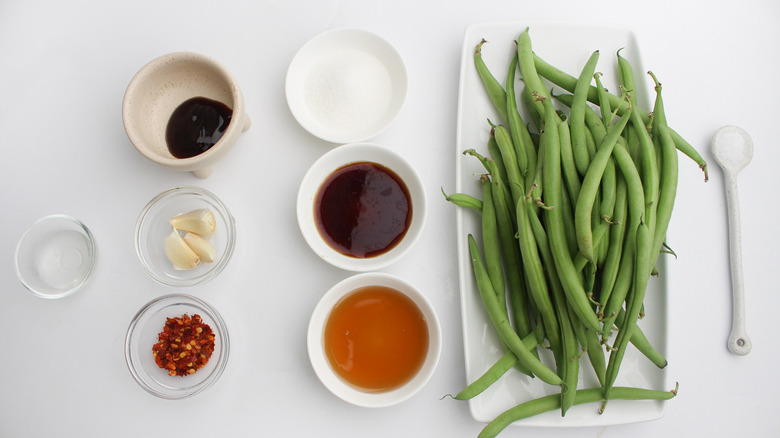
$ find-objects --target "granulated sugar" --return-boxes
[304,48,393,135]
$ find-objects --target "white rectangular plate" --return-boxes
[454,21,669,427]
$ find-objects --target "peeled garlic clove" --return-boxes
[183,232,216,263]
[170,209,216,237]
[164,230,201,270]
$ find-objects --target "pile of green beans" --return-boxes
[444,28,702,436]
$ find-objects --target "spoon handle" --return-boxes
[722,170,751,355]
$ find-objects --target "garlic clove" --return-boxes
[183,232,216,263]
[164,230,201,270]
[170,209,216,237]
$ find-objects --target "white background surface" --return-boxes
[1,1,778,437]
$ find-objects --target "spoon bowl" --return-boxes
[712,126,754,174]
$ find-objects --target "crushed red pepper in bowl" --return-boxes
[152,313,215,377]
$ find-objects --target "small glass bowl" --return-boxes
[135,186,236,287]
[307,272,441,407]
[296,142,427,272]
[125,293,230,399]
[14,214,97,299]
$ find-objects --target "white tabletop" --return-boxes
[1,1,778,436]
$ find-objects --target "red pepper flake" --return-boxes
[152,313,215,377]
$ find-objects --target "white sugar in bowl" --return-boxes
[286,28,408,144]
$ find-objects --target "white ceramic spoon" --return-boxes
[711,126,753,356]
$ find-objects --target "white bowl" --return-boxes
[296,142,426,271]
[285,28,408,143]
[307,272,441,407]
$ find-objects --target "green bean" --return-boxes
[521,83,543,131]
[558,117,581,204]
[481,177,507,315]
[539,96,602,334]
[478,160,534,341]
[574,110,631,264]
[600,138,645,336]
[487,135,509,191]
[530,137,545,202]
[617,52,659,239]
[594,72,613,126]
[573,221,609,273]
[468,234,562,386]
[551,92,606,144]
[557,292,580,416]
[570,51,600,176]
[596,158,617,271]
[647,72,679,275]
[670,129,708,181]
[441,187,482,212]
[599,158,617,223]
[505,55,530,177]
[479,385,678,438]
[624,125,640,161]
[559,176,579,260]
[604,221,652,402]
[491,122,526,205]
[584,326,606,386]
[475,39,508,123]
[453,332,539,401]
[534,52,708,180]
[584,124,597,163]
[516,28,550,118]
[515,195,562,363]
[597,173,627,308]
[614,308,667,369]
[522,195,578,413]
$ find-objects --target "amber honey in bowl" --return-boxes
[323,285,429,392]
[314,161,411,258]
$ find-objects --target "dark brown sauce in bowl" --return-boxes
[166,97,233,158]
[315,162,412,258]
